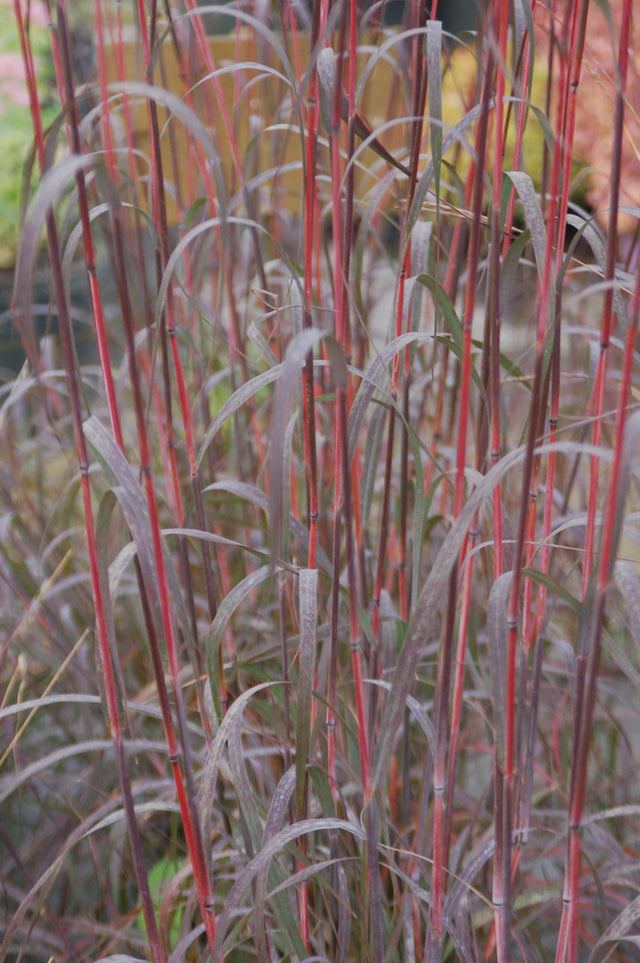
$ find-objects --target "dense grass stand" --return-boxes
[2,0,640,961]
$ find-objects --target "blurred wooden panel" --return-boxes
[103,28,417,225]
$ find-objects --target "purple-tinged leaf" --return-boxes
[370,440,603,795]
[614,561,640,656]
[348,332,432,461]
[487,572,512,769]
[202,480,332,573]
[84,416,193,650]
[427,20,443,195]
[405,100,492,242]
[296,568,318,818]
[365,678,435,752]
[269,328,323,564]
[203,565,278,719]
[198,364,285,467]
[213,816,367,959]
[255,765,297,961]
[198,681,275,848]
[505,171,548,285]
[588,893,640,963]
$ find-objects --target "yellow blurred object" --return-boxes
[102,19,639,230]
[103,29,415,224]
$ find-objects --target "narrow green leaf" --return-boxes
[416,274,462,347]
[522,566,582,614]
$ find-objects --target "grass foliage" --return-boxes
[2,0,640,961]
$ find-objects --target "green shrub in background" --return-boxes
[0,9,56,268]
[1,107,39,268]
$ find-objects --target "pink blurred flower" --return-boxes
[0,0,48,29]
[535,0,640,232]
[0,51,31,108]
[0,0,50,113]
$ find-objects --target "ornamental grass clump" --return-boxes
[2,1,640,961]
